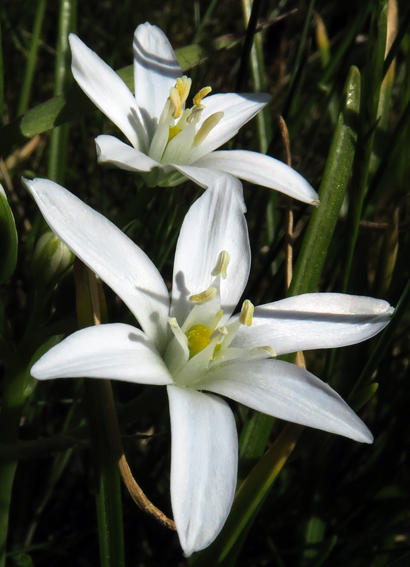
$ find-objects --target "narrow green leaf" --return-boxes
[289,66,361,296]
[241,0,272,153]
[16,0,47,117]
[47,0,77,184]
[0,185,18,283]
[349,382,378,412]
[341,0,388,291]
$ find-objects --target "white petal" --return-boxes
[167,385,238,556]
[69,34,148,151]
[201,359,373,443]
[194,150,320,204]
[187,92,270,163]
[133,23,182,141]
[171,164,246,210]
[95,135,159,172]
[232,293,394,355]
[32,324,173,385]
[23,178,170,352]
[171,175,250,324]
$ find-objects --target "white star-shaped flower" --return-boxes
[69,22,319,204]
[23,175,392,556]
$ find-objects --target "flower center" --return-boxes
[164,251,276,387]
[167,79,213,145]
[185,307,224,359]
[146,75,224,170]
[186,324,211,358]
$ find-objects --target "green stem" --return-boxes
[47,0,76,184]
[17,0,47,117]
[235,0,262,93]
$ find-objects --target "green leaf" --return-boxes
[289,66,361,296]
[0,186,18,284]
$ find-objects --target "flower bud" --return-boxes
[0,184,18,283]
[32,231,75,287]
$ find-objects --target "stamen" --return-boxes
[239,300,254,326]
[189,286,217,305]
[193,111,224,147]
[176,76,192,106]
[169,87,182,119]
[211,250,230,279]
[186,104,204,124]
[168,317,189,347]
[253,346,276,357]
[193,86,212,107]
[210,326,228,342]
[208,309,224,333]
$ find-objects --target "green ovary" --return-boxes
[186,324,222,359]
[186,324,211,358]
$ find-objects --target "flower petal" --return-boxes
[171,164,246,210]
[167,385,238,556]
[187,92,270,163]
[23,178,170,352]
[231,293,394,355]
[201,359,373,443]
[95,135,159,172]
[170,175,250,324]
[69,34,148,151]
[133,23,182,141]
[32,324,173,385]
[194,150,320,204]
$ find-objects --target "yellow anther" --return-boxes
[211,250,230,279]
[239,299,254,326]
[176,76,192,106]
[193,111,224,147]
[169,86,182,119]
[193,86,212,107]
[189,287,217,305]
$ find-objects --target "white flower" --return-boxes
[69,22,319,205]
[23,175,392,556]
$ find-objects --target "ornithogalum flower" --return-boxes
[69,22,319,205]
[24,175,393,556]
